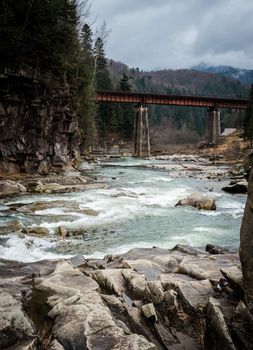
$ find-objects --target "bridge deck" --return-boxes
[96,90,248,109]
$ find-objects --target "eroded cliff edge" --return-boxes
[0,73,81,174]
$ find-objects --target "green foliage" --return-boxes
[0,0,79,79]
[117,74,135,140]
[77,23,97,147]
[94,37,114,142]
[243,84,253,146]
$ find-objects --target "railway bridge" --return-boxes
[96,90,248,157]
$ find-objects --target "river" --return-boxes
[0,157,246,262]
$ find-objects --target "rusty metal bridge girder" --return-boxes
[96,90,248,109]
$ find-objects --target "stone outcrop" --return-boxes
[176,192,216,211]
[1,245,251,349]
[222,182,248,194]
[240,166,253,313]
[0,180,26,197]
[0,73,81,174]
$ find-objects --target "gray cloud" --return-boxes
[91,0,253,70]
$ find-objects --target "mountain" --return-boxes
[192,63,253,86]
[108,59,249,98]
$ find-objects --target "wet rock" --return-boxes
[22,226,49,236]
[206,244,230,255]
[58,226,67,238]
[0,219,23,235]
[172,244,205,256]
[0,180,26,198]
[176,192,216,210]
[222,181,248,194]
[204,297,236,350]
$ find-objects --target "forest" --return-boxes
[0,0,250,150]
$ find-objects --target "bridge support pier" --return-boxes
[205,108,221,145]
[133,105,151,158]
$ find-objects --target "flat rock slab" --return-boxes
[179,253,240,281]
[177,279,213,313]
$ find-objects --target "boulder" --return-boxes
[58,226,68,238]
[0,219,23,235]
[222,181,248,194]
[24,180,43,192]
[0,180,26,198]
[175,192,216,210]
[22,226,49,236]
[240,166,253,312]
[206,244,230,255]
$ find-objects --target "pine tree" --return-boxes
[244,84,253,147]
[94,37,114,144]
[77,23,96,148]
[118,74,135,140]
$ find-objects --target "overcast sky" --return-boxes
[90,0,253,71]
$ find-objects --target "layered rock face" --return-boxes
[1,245,252,349]
[0,73,81,174]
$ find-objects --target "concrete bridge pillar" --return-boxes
[205,108,221,145]
[133,105,151,158]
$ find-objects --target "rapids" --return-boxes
[0,157,246,262]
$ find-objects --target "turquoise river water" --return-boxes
[0,157,246,262]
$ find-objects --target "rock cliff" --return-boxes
[0,73,81,174]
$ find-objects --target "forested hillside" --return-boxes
[0,0,250,170]
[107,60,249,145]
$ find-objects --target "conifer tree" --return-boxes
[94,37,113,144]
[118,74,135,139]
[78,23,96,147]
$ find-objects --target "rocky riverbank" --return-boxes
[0,244,252,350]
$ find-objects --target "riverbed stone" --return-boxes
[0,180,26,198]
[222,181,248,194]
[175,192,216,210]
[22,226,49,236]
